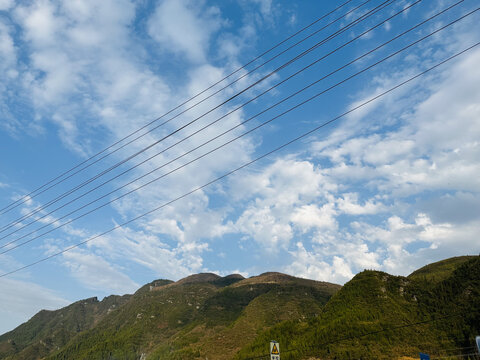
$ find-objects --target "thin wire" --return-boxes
[438,346,477,353]
[0,0,360,217]
[1,41,477,277]
[432,353,480,359]
[0,0,393,232]
[0,0,434,243]
[4,0,458,254]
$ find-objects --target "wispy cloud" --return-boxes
[148,0,224,63]
[0,254,69,334]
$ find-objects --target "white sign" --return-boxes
[270,340,280,360]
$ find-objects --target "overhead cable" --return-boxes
[3,0,468,254]
[0,0,437,243]
[0,0,360,217]
[4,0,454,253]
[0,0,394,232]
[0,41,477,276]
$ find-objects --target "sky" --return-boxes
[0,0,479,334]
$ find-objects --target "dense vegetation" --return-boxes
[0,272,339,360]
[236,256,480,360]
[0,256,478,360]
[0,294,131,359]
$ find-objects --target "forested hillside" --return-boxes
[1,256,478,360]
[236,256,480,360]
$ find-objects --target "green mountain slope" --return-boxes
[48,273,339,360]
[236,256,480,360]
[0,273,339,360]
[408,255,476,283]
[1,256,478,360]
[0,294,131,359]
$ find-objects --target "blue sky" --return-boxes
[0,0,479,334]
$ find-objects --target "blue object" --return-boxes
[419,353,430,360]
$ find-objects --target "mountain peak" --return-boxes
[175,272,222,285]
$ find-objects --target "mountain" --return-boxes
[1,256,478,360]
[408,255,476,283]
[0,294,132,359]
[236,256,480,360]
[0,273,340,360]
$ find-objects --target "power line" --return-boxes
[0,0,437,244]
[0,0,394,232]
[1,41,477,277]
[3,0,460,254]
[0,0,386,229]
[2,7,477,254]
[440,346,477,353]
[432,352,480,359]
[0,0,360,217]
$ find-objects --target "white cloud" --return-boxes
[9,0,173,154]
[228,29,480,281]
[286,242,354,284]
[60,248,139,294]
[0,0,13,10]
[0,19,20,135]
[235,205,294,249]
[148,0,223,63]
[349,213,480,275]
[16,0,61,46]
[231,158,336,203]
[0,21,16,67]
[229,158,337,249]
[290,203,337,231]
[337,192,386,215]
[88,226,208,281]
[0,0,261,294]
[0,270,69,335]
[249,0,274,23]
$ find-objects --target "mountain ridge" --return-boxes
[1,256,479,359]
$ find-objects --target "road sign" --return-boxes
[476,335,480,353]
[419,353,430,360]
[270,340,280,360]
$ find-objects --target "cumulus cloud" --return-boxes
[350,213,480,275]
[1,0,261,289]
[290,203,337,231]
[228,158,337,249]
[59,248,139,294]
[86,226,209,281]
[223,22,480,280]
[296,47,480,276]
[286,242,355,284]
[148,0,223,63]
[337,192,386,215]
[8,0,171,154]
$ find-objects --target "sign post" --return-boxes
[270,340,280,360]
